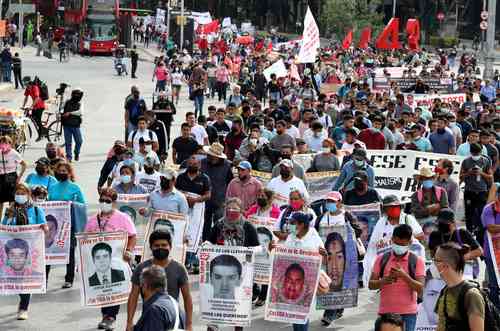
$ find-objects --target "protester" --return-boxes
[434,159,459,211]
[410,167,449,225]
[25,157,57,189]
[226,161,263,211]
[343,170,381,205]
[267,159,309,204]
[333,148,374,192]
[245,188,281,219]
[62,88,84,162]
[0,136,27,218]
[374,314,404,331]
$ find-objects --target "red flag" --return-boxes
[358,27,372,49]
[267,41,273,52]
[255,40,264,52]
[375,18,401,50]
[198,20,220,34]
[342,30,353,49]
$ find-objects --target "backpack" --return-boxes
[33,76,49,100]
[416,185,444,203]
[440,280,500,331]
[131,130,153,144]
[379,251,418,281]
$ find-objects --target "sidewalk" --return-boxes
[135,41,165,62]
[0,82,13,93]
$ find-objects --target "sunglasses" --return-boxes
[99,198,113,204]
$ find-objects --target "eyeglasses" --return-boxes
[99,198,113,204]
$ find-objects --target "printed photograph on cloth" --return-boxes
[116,193,149,255]
[37,201,71,265]
[142,211,186,263]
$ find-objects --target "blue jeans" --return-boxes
[2,62,11,82]
[292,321,309,331]
[194,94,204,117]
[401,314,417,331]
[269,91,281,102]
[63,126,83,161]
[19,294,30,310]
[102,305,120,319]
[323,308,343,321]
[185,252,199,268]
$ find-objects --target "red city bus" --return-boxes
[64,0,119,54]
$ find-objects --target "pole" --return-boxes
[180,0,184,50]
[482,0,487,51]
[0,0,3,19]
[166,0,171,40]
[392,0,396,17]
[484,0,497,79]
[19,0,23,48]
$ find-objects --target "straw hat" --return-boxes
[204,143,227,159]
[419,166,434,178]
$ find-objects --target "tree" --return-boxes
[320,0,384,40]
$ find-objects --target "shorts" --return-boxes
[0,172,17,202]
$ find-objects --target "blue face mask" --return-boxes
[392,243,409,256]
[422,179,434,189]
[121,175,132,184]
[15,195,28,205]
[123,159,134,166]
[326,202,337,213]
[288,223,297,236]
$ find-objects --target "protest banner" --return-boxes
[0,225,46,295]
[265,246,321,324]
[185,192,205,253]
[293,154,314,172]
[411,93,466,108]
[415,273,445,331]
[76,231,131,308]
[306,171,340,201]
[263,59,288,82]
[116,194,149,255]
[298,6,320,63]
[248,216,278,284]
[373,77,452,92]
[344,203,381,248]
[316,224,359,310]
[366,150,465,199]
[142,211,187,263]
[199,245,254,326]
[38,201,71,265]
[487,232,500,288]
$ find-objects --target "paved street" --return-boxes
[0,46,379,331]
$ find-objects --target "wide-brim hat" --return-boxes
[204,143,227,159]
[419,166,434,178]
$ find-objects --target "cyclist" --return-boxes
[58,38,67,62]
[61,88,84,162]
[21,77,46,142]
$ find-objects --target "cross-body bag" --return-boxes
[168,295,183,331]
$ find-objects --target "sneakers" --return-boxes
[61,282,73,289]
[98,317,115,330]
[17,310,28,320]
[254,299,265,307]
[74,153,80,161]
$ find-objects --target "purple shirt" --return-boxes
[481,202,499,254]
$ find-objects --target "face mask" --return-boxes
[437,128,445,134]
[354,159,365,168]
[392,243,409,256]
[288,223,297,236]
[144,145,153,153]
[386,206,401,219]
[322,147,331,153]
[249,138,258,145]
[187,166,199,174]
[471,155,481,161]
[313,132,321,138]
[422,179,434,189]
[121,175,132,184]
[429,262,441,279]
[15,195,28,205]
[46,150,57,159]
[372,128,380,133]
[257,198,267,208]
[152,248,170,260]
[99,202,113,213]
[326,202,337,213]
[290,200,304,210]
[35,165,46,176]
[160,178,170,191]
[438,222,451,235]
[226,210,240,221]
[55,172,69,182]
[280,169,291,178]
[281,154,291,160]
[123,159,134,166]
[144,166,155,175]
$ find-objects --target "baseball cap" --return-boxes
[144,156,155,167]
[437,208,455,224]
[35,157,50,166]
[326,191,342,202]
[279,159,294,168]
[238,161,252,170]
[352,148,367,160]
[382,195,402,207]
[161,167,176,180]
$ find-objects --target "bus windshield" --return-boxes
[86,20,117,41]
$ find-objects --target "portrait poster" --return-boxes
[265,247,321,324]
[142,211,187,263]
[317,224,359,310]
[185,192,205,253]
[344,203,381,248]
[487,232,500,288]
[115,194,149,255]
[199,245,254,326]
[248,216,278,284]
[0,225,46,295]
[38,201,71,265]
[415,274,445,331]
[305,171,340,201]
[76,231,131,308]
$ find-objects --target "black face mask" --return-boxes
[46,150,57,159]
[144,166,155,175]
[35,165,46,176]
[280,169,291,178]
[152,248,170,260]
[160,178,170,191]
[438,222,451,235]
[281,154,291,160]
[437,128,445,134]
[55,172,69,182]
[187,166,199,174]
[354,179,366,191]
[257,198,268,207]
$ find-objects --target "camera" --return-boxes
[56,83,69,96]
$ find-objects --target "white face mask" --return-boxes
[145,145,152,153]
[99,202,113,213]
[322,147,331,153]
[429,262,441,279]
[471,155,481,161]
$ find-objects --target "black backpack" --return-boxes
[440,280,500,331]
[33,76,49,100]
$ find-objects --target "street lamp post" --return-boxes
[19,0,24,48]
[180,0,184,50]
[392,0,396,17]
[484,0,497,79]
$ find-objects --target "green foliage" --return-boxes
[320,0,384,39]
[428,36,458,48]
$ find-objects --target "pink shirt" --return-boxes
[226,177,263,212]
[371,251,425,314]
[0,149,22,174]
[216,67,229,83]
[245,204,281,219]
[85,210,137,236]
[155,67,169,81]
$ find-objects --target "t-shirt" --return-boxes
[135,171,162,193]
[48,181,86,203]
[85,210,137,236]
[372,251,425,314]
[429,131,455,154]
[175,172,211,196]
[267,176,309,205]
[171,72,183,85]
[128,129,159,152]
[428,228,480,253]
[343,189,381,206]
[172,137,199,164]
[270,133,296,150]
[25,173,58,189]
[190,125,208,145]
[435,281,485,331]
[460,156,491,193]
[0,150,22,174]
[131,259,188,300]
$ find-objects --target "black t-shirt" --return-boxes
[428,228,480,253]
[172,137,199,164]
[175,171,211,196]
[208,221,260,247]
[343,188,381,206]
[205,124,218,144]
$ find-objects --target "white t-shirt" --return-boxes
[111,160,141,185]
[171,72,183,85]
[191,125,208,145]
[286,126,300,140]
[133,151,161,170]
[128,129,158,152]
[285,227,324,250]
[318,113,334,129]
[0,150,22,174]
[267,176,309,204]
[135,171,162,193]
